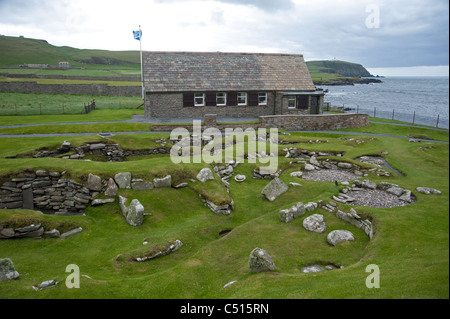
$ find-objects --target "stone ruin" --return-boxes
[0,169,94,215]
[10,141,171,162]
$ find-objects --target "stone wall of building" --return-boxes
[0,81,141,96]
[259,113,369,131]
[145,92,276,119]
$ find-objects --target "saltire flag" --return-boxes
[133,30,142,41]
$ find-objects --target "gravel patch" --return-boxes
[302,170,361,182]
[347,189,415,208]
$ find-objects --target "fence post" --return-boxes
[374,107,376,118]
[39,103,42,115]
[392,109,395,120]
[15,104,17,115]
[357,105,359,114]
[436,114,440,128]
[412,111,415,124]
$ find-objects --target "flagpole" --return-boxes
[139,25,144,100]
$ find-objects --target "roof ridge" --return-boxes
[143,51,303,57]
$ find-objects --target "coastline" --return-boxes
[314,77,383,86]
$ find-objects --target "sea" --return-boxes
[319,76,449,129]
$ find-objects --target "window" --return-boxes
[216,92,227,106]
[288,97,296,108]
[237,92,247,105]
[194,93,205,106]
[258,92,267,105]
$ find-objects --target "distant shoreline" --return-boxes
[314,77,383,86]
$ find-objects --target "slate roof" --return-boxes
[142,51,316,93]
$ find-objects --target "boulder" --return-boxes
[131,181,154,190]
[119,195,129,217]
[154,175,172,188]
[290,171,303,177]
[197,168,214,182]
[416,187,441,195]
[60,141,72,152]
[60,227,83,238]
[44,229,60,238]
[337,162,353,169]
[91,198,115,206]
[378,181,398,191]
[87,173,102,191]
[361,179,377,190]
[386,186,404,196]
[0,258,19,282]
[291,202,306,218]
[327,230,355,246]
[399,189,413,202]
[89,143,106,150]
[279,209,294,223]
[304,164,315,171]
[304,202,318,211]
[104,178,118,196]
[114,172,131,189]
[126,199,145,226]
[234,174,246,182]
[248,248,276,273]
[173,182,188,189]
[261,177,288,201]
[33,279,58,291]
[303,214,326,233]
[310,156,321,167]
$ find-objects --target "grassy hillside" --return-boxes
[307,60,373,78]
[0,35,139,68]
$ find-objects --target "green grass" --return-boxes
[0,121,448,299]
[0,93,143,117]
[0,35,140,68]
[0,76,141,86]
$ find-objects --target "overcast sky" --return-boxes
[0,0,448,75]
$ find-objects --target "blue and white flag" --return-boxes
[133,30,142,41]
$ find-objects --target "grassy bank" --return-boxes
[0,121,448,299]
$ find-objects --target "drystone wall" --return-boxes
[259,113,369,131]
[0,170,95,215]
[0,81,140,96]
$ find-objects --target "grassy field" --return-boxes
[0,93,143,116]
[0,114,448,299]
[0,76,141,87]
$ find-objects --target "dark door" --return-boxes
[297,95,309,110]
[310,96,320,114]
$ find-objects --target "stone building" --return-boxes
[58,61,71,69]
[143,51,324,119]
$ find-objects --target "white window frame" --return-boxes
[288,96,296,109]
[258,92,268,105]
[194,93,205,106]
[216,92,227,106]
[237,92,247,106]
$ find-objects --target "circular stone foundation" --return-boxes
[346,188,416,208]
[302,170,361,182]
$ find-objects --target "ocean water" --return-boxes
[320,76,449,129]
